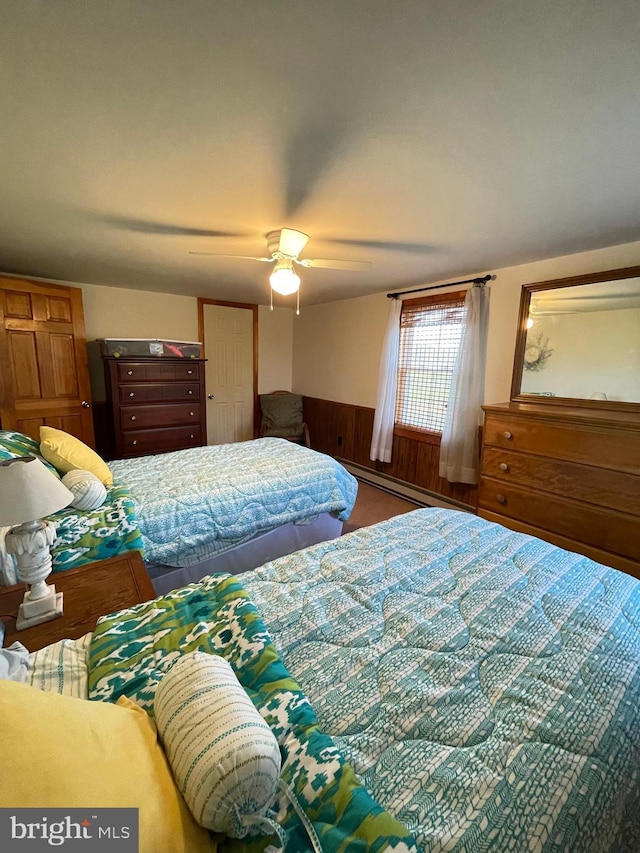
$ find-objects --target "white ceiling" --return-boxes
[1,1,639,307]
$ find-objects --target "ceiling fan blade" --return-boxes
[324,237,437,255]
[274,228,310,257]
[101,215,249,238]
[189,252,273,262]
[298,258,371,271]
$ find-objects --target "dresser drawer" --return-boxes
[119,382,200,404]
[123,426,202,456]
[481,447,640,516]
[120,403,201,431]
[116,362,200,383]
[478,477,640,560]
[484,414,640,473]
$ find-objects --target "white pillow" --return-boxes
[154,651,281,838]
[61,469,107,511]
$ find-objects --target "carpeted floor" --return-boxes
[342,481,420,534]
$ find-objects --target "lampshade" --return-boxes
[0,456,74,526]
[269,259,301,295]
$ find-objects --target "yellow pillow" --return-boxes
[40,426,113,485]
[0,681,216,853]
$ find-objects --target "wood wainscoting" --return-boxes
[302,396,478,510]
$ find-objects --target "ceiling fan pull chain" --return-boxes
[296,288,300,316]
[270,286,274,311]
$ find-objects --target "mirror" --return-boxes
[511,265,640,410]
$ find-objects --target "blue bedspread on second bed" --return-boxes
[241,508,640,853]
[108,438,357,567]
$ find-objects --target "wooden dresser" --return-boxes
[478,402,640,577]
[104,356,207,458]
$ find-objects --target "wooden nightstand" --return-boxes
[0,551,154,652]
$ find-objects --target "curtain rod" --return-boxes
[387,274,493,299]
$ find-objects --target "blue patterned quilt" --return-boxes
[108,439,357,568]
[240,508,640,853]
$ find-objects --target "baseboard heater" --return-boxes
[338,459,475,514]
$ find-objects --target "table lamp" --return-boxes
[0,456,74,629]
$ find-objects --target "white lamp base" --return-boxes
[16,585,64,630]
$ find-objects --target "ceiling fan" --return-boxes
[189,228,371,304]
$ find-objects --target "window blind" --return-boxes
[395,294,466,432]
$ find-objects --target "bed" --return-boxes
[107,437,358,592]
[0,430,357,591]
[27,508,640,852]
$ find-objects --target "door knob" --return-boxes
[81,401,90,409]
[208,394,215,399]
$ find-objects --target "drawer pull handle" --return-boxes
[190,434,194,439]
[499,462,509,472]
[127,370,133,376]
[188,390,193,395]
[187,370,193,375]
[132,440,138,446]
[502,431,513,440]
[130,415,136,421]
[189,411,194,416]
[496,493,507,505]
[129,392,134,397]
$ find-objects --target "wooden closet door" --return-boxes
[0,276,95,446]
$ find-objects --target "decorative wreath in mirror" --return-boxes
[524,332,554,371]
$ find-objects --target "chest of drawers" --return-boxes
[478,402,640,577]
[104,357,207,458]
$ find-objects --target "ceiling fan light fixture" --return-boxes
[269,258,301,295]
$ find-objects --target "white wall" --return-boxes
[258,306,293,393]
[293,240,640,408]
[291,294,389,407]
[77,283,293,401]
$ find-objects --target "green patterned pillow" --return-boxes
[0,430,61,479]
[154,651,281,840]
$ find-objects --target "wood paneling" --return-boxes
[302,395,479,509]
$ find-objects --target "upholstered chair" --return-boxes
[259,391,310,447]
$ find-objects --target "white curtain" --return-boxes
[439,283,490,484]
[370,298,402,463]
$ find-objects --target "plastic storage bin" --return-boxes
[99,339,203,358]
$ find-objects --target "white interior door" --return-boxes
[203,303,255,445]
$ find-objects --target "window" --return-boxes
[395,291,466,433]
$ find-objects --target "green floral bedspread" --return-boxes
[88,574,416,853]
[49,485,144,571]
[0,429,144,572]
